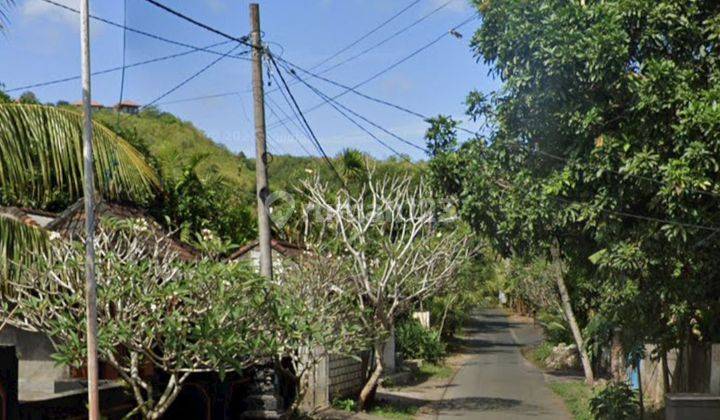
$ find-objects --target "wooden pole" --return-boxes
[250,3,273,280]
[80,0,100,417]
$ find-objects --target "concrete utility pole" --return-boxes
[250,3,273,280]
[80,0,100,418]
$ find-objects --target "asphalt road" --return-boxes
[435,309,571,420]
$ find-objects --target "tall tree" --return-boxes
[430,0,720,386]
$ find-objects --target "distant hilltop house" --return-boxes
[115,100,140,115]
[71,99,104,112]
[69,99,141,115]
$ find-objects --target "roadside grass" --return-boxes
[549,380,593,420]
[520,341,593,420]
[418,362,453,379]
[382,361,454,389]
[331,397,419,420]
[370,402,418,420]
[522,341,554,370]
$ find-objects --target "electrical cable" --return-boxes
[5,41,239,93]
[317,0,455,76]
[309,0,422,71]
[38,0,249,59]
[143,42,243,109]
[267,13,478,129]
[265,95,316,156]
[266,54,346,187]
[141,0,251,47]
[279,61,425,153]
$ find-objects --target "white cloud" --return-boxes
[22,0,80,28]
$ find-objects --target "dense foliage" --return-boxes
[396,319,446,363]
[428,0,720,388]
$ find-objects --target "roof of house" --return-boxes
[46,199,199,261]
[72,100,104,107]
[227,239,307,261]
[0,207,42,227]
[115,100,140,108]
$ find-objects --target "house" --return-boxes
[71,100,105,112]
[114,100,141,115]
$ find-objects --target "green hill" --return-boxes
[93,107,254,192]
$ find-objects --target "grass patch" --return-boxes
[332,397,419,420]
[370,402,418,420]
[522,341,554,369]
[419,362,453,379]
[549,380,593,420]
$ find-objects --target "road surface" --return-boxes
[435,308,571,419]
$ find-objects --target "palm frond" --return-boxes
[0,0,14,32]
[0,210,49,295]
[0,104,161,208]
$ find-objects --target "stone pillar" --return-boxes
[0,345,19,420]
[710,344,720,395]
[299,348,329,411]
[240,365,287,419]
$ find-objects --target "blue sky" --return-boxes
[0,0,499,159]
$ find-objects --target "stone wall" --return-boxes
[328,353,369,401]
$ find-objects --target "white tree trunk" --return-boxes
[550,240,594,384]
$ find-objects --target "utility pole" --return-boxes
[250,3,273,280]
[80,0,100,418]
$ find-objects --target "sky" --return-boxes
[0,0,500,160]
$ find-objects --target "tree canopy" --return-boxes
[428,0,720,379]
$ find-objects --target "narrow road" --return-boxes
[435,308,570,420]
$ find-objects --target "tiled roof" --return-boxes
[0,207,41,227]
[46,199,199,261]
[72,100,104,107]
[115,100,140,107]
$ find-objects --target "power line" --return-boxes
[155,90,241,106]
[267,54,346,187]
[38,0,249,59]
[275,56,428,119]
[318,0,456,76]
[265,95,315,156]
[6,41,240,93]
[141,0,251,47]
[267,71,316,142]
[267,13,478,130]
[280,53,720,202]
[280,62,425,154]
[310,0,422,71]
[116,0,128,125]
[143,42,243,108]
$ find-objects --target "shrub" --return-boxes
[589,382,639,420]
[396,319,446,363]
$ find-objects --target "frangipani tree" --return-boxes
[301,172,472,408]
[4,218,275,419]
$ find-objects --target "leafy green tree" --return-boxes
[164,157,255,246]
[430,0,720,387]
[5,218,275,419]
[17,91,39,104]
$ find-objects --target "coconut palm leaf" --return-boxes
[0,104,161,208]
[0,209,49,295]
[0,0,14,32]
